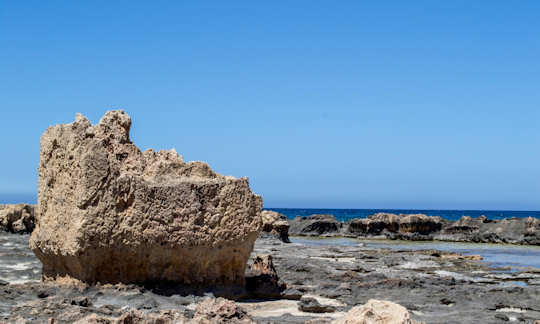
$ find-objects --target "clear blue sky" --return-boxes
[1,1,539,210]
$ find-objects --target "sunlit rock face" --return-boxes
[30,110,262,286]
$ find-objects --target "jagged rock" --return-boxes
[30,111,262,286]
[439,216,540,245]
[368,213,401,233]
[347,213,441,236]
[0,204,36,234]
[245,254,286,298]
[260,210,290,243]
[444,216,483,233]
[289,214,341,236]
[333,299,420,324]
[193,297,254,324]
[398,214,442,235]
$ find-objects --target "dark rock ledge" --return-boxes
[289,212,540,245]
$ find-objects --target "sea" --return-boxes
[266,208,540,222]
[1,194,539,222]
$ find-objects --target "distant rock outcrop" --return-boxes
[30,111,263,286]
[289,214,342,236]
[0,204,36,234]
[288,211,539,245]
[346,213,442,238]
[260,210,290,243]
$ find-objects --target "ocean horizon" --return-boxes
[2,194,539,222]
[265,207,540,222]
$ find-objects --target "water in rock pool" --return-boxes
[2,231,539,284]
[292,237,540,270]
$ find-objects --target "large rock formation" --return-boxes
[30,111,262,286]
[260,210,290,243]
[0,204,36,234]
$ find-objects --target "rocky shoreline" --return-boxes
[289,212,540,246]
[1,233,540,323]
[1,111,539,323]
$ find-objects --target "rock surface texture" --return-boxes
[0,204,36,234]
[260,210,290,243]
[333,299,419,324]
[289,214,342,236]
[30,111,262,286]
[193,297,254,324]
[245,254,286,298]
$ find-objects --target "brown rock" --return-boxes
[245,254,286,298]
[398,214,442,235]
[193,297,254,324]
[439,252,483,261]
[73,309,185,324]
[260,210,290,243]
[333,299,420,324]
[367,213,401,234]
[30,111,263,286]
[348,213,442,236]
[0,204,36,234]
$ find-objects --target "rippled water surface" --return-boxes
[292,237,540,270]
[0,232,40,283]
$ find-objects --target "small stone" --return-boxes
[494,313,509,321]
[440,298,454,305]
[37,290,49,298]
[298,297,336,313]
[71,297,90,307]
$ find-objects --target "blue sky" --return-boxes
[1,1,539,210]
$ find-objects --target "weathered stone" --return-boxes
[289,214,341,236]
[368,213,401,234]
[245,254,286,298]
[73,309,185,324]
[0,204,36,234]
[398,214,442,235]
[30,111,263,286]
[298,296,336,313]
[193,297,254,324]
[333,299,420,324]
[347,213,441,236]
[260,210,290,243]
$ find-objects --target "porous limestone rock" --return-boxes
[0,204,36,234]
[73,309,185,324]
[193,297,254,324]
[260,210,290,243]
[333,299,420,324]
[30,111,263,286]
